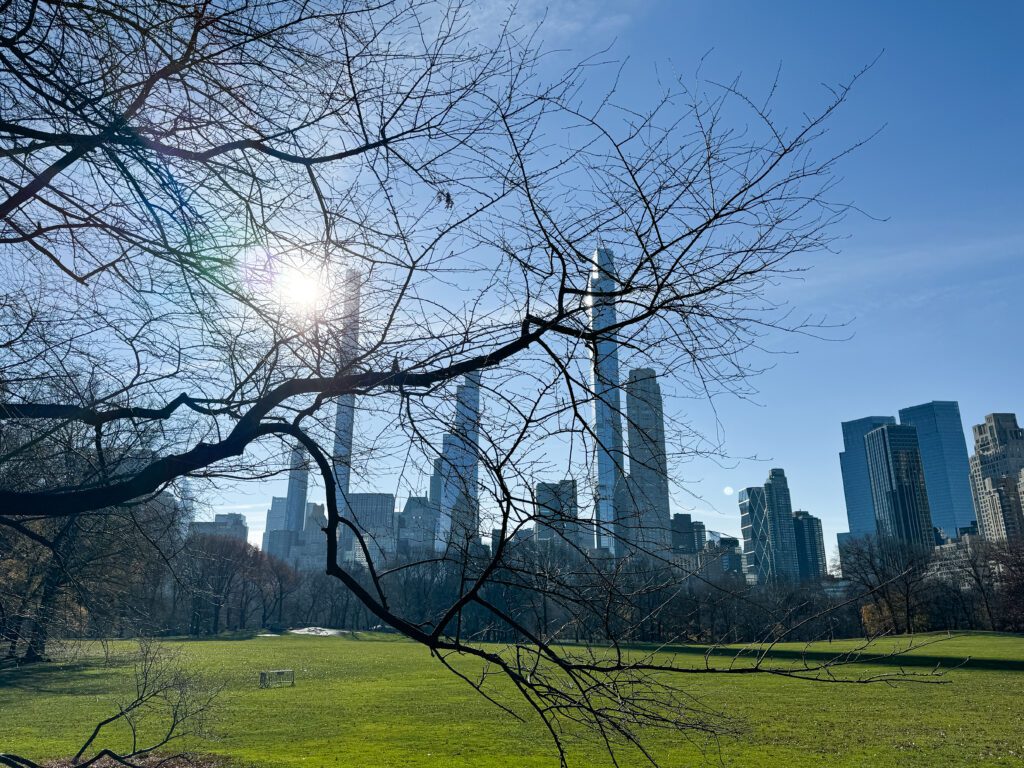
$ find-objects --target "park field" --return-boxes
[2,632,1023,767]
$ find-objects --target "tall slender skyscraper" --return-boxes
[332,269,361,542]
[433,372,482,553]
[623,368,672,554]
[284,442,309,532]
[763,468,800,580]
[969,413,1024,543]
[840,416,897,538]
[589,247,626,555]
[865,424,934,548]
[898,401,975,539]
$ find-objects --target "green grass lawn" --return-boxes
[2,632,1023,767]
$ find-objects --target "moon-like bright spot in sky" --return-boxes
[722,486,734,496]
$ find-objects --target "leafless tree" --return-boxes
[1,638,218,768]
[0,0,933,763]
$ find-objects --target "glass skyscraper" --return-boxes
[739,486,769,583]
[589,247,626,555]
[623,368,672,554]
[332,269,361,543]
[839,416,897,538]
[792,510,827,582]
[898,401,975,539]
[763,469,800,580]
[433,372,482,553]
[284,442,309,532]
[739,469,800,584]
[865,424,934,547]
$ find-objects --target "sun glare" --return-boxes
[277,266,322,314]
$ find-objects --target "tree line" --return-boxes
[6,494,1024,667]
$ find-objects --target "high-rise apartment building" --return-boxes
[189,513,248,542]
[898,401,975,539]
[284,442,309,532]
[792,510,827,582]
[692,520,706,552]
[671,513,696,554]
[332,269,361,542]
[347,492,397,567]
[865,424,934,547]
[969,413,1024,543]
[840,416,897,538]
[535,480,582,547]
[763,469,800,580]
[262,496,288,553]
[286,502,329,572]
[589,247,627,555]
[622,368,672,554]
[433,373,482,553]
[398,496,438,557]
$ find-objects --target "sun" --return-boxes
[276,266,322,314]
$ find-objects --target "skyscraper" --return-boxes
[262,496,288,553]
[284,442,309,532]
[332,269,361,552]
[840,416,897,538]
[739,486,770,583]
[898,401,975,539]
[623,368,672,554]
[693,521,707,553]
[969,413,1024,543]
[671,513,697,554]
[865,424,934,548]
[398,496,439,556]
[589,247,626,555]
[535,480,582,547]
[763,469,800,580]
[433,372,482,553]
[347,492,397,567]
[738,469,800,584]
[792,510,827,582]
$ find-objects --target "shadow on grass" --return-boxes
[648,643,1024,672]
[0,657,128,695]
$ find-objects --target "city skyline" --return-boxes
[205,2,1023,561]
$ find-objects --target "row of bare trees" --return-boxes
[9,500,1023,665]
[840,536,1024,635]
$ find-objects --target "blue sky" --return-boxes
[221,1,1024,559]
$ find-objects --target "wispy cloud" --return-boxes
[468,0,642,44]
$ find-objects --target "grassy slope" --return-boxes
[2,633,1023,767]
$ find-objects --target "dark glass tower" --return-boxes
[840,416,897,538]
[865,424,934,547]
[763,469,800,580]
[792,510,827,582]
[898,401,975,539]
